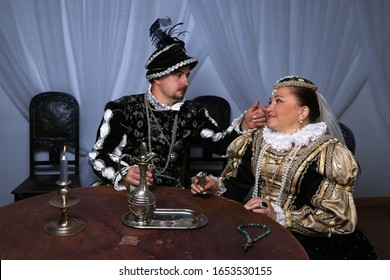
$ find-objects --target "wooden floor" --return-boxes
[356,205,390,260]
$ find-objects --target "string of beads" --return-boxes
[237,223,271,251]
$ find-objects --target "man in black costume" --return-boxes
[89,17,265,190]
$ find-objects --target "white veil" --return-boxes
[316,92,345,144]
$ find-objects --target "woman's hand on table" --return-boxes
[244,197,277,221]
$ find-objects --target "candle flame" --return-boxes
[63,145,67,154]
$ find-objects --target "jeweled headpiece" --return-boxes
[145,17,198,80]
[273,75,346,144]
[273,76,318,91]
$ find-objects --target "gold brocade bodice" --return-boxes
[256,147,295,205]
[251,131,338,210]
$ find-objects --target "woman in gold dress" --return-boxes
[191,76,376,259]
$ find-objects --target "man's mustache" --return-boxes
[179,86,187,92]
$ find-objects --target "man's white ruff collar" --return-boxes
[147,88,184,111]
[263,122,327,152]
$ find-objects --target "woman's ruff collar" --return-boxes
[263,122,327,152]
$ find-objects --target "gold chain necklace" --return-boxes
[264,149,286,187]
[253,144,301,205]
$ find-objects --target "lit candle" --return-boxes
[60,145,68,182]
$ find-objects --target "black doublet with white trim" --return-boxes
[90,93,241,188]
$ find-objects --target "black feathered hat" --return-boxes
[145,17,198,80]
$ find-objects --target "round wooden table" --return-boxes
[0,186,308,259]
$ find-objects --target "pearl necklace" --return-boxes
[275,145,301,206]
[253,143,301,205]
[253,143,269,198]
[253,123,326,204]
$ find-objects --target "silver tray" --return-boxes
[121,208,208,229]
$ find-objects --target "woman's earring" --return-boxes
[298,118,303,129]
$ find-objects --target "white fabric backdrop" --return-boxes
[0,0,389,206]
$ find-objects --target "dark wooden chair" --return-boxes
[339,122,356,154]
[12,92,81,201]
[184,95,231,186]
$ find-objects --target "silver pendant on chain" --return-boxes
[169,152,177,161]
[158,133,166,142]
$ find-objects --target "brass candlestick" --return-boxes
[44,180,85,236]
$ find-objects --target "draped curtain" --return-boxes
[1,0,389,204]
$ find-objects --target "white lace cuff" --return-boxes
[208,174,226,196]
[271,203,286,226]
[232,112,246,134]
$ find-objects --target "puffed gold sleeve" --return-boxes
[220,130,256,179]
[286,142,360,236]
